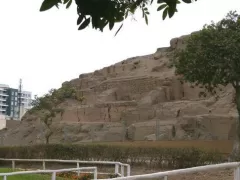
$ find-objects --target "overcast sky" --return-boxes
[0,0,239,97]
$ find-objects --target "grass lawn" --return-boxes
[0,168,65,180]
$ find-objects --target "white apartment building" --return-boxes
[0,114,6,130]
[18,90,32,119]
[0,83,32,120]
[0,84,9,116]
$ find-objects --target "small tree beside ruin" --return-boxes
[31,84,83,144]
[173,11,240,159]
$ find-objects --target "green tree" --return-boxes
[173,11,240,158]
[40,0,196,35]
[31,90,64,144]
[31,85,83,144]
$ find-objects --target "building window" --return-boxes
[11,101,13,105]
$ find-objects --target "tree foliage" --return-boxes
[173,11,240,158]
[40,0,196,35]
[174,11,240,95]
[30,84,83,144]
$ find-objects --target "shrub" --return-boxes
[0,144,225,169]
[56,172,118,180]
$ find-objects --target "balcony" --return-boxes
[19,97,31,100]
[0,93,8,97]
[0,98,7,101]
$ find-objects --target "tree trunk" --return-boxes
[45,128,52,145]
[230,86,240,160]
[45,136,50,144]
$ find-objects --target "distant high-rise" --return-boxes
[0,83,32,120]
[0,84,9,116]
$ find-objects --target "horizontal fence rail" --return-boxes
[1,159,240,179]
[0,167,97,180]
[0,158,130,177]
[101,162,240,180]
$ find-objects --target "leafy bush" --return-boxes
[56,172,118,180]
[0,144,225,169]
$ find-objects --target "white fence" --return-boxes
[0,158,130,177]
[102,162,240,180]
[0,167,97,180]
[2,159,239,180]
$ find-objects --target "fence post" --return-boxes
[12,160,15,170]
[77,160,80,176]
[115,164,119,175]
[234,166,240,180]
[121,165,124,177]
[3,175,7,180]
[42,161,46,170]
[51,172,56,180]
[93,167,97,180]
[164,176,168,180]
[127,165,130,176]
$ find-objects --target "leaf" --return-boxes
[145,15,148,25]
[157,4,167,11]
[129,4,137,14]
[125,10,129,19]
[109,20,114,30]
[91,16,98,28]
[115,15,124,23]
[63,0,69,4]
[78,18,90,30]
[77,14,84,25]
[182,0,192,3]
[157,0,165,3]
[150,0,154,4]
[168,3,177,18]
[40,0,61,11]
[66,0,72,9]
[114,23,123,37]
[162,7,168,20]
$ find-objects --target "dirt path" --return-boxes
[131,167,234,180]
